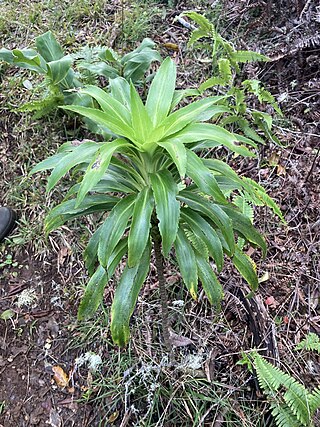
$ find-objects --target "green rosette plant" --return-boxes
[31,57,282,347]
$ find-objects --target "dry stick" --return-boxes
[151,221,172,354]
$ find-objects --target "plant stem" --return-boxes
[151,219,172,353]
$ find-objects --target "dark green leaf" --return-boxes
[178,191,235,255]
[150,170,180,257]
[128,187,154,267]
[77,265,108,320]
[221,205,267,256]
[195,253,223,309]
[98,195,135,267]
[181,208,224,271]
[174,228,198,299]
[232,248,258,291]
[186,149,226,204]
[45,194,118,233]
[111,241,151,346]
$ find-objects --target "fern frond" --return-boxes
[184,227,209,260]
[243,79,282,115]
[218,58,232,83]
[230,50,269,63]
[252,352,319,427]
[199,76,226,92]
[241,177,286,223]
[295,333,320,354]
[271,404,301,427]
[283,382,313,426]
[188,29,210,46]
[182,11,213,32]
[309,388,320,414]
[233,195,254,223]
[17,93,63,118]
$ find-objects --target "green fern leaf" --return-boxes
[184,226,209,260]
[309,388,320,414]
[271,404,302,427]
[241,177,286,223]
[295,333,320,354]
[218,58,232,83]
[230,50,269,63]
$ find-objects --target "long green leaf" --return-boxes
[109,77,131,109]
[186,149,226,204]
[174,228,198,299]
[111,241,151,346]
[195,253,223,309]
[12,49,46,73]
[35,31,64,62]
[80,86,130,120]
[181,208,224,272]
[150,170,180,257]
[45,195,118,233]
[47,56,73,84]
[232,248,258,291]
[77,265,108,320]
[157,139,187,178]
[146,57,176,126]
[158,96,226,139]
[128,187,154,267]
[130,83,153,144]
[62,105,135,141]
[76,138,130,207]
[98,195,135,267]
[221,205,267,256]
[178,191,235,255]
[47,141,101,191]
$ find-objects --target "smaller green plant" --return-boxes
[295,332,320,354]
[0,31,87,117]
[0,33,161,119]
[180,11,282,146]
[251,351,320,427]
[75,38,161,85]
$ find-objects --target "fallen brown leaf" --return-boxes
[52,366,69,388]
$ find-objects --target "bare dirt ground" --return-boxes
[0,1,319,426]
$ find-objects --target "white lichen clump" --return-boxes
[75,352,102,372]
[16,288,38,308]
